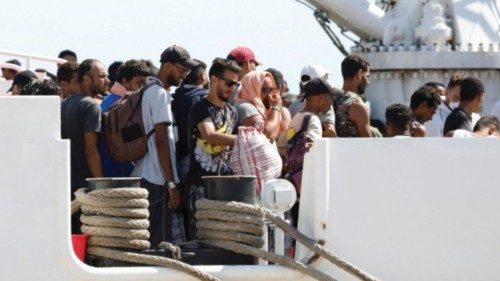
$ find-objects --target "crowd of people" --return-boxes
[0,45,497,250]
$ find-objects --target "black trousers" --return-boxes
[141,179,173,248]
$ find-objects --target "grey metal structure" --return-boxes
[303,0,500,121]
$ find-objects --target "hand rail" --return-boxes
[0,49,66,69]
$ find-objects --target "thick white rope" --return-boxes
[72,188,380,281]
[196,199,381,281]
[73,187,220,281]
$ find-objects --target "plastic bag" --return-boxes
[230,124,282,194]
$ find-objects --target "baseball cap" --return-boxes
[300,64,331,83]
[12,70,37,87]
[302,77,335,101]
[227,46,261,65]
[160,45,198,68]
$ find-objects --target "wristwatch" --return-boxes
[165,181,176,189]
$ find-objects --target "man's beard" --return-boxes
[358,82,368,95]
[167,72,182,87]
[90,78,106,97]
[217,87,229,103]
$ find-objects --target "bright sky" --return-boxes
[1,0,355,93]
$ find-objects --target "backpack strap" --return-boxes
[288,113,314,146]
[299,113,314,134]
[140,78,165,138]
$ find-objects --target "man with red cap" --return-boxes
[226,46,261,104]
[227,46,261,81]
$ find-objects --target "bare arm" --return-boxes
[197,122,237,146]
[240,109,281,140]
[83,132,103,178]
[154,123,180,209]
[349,102,372,137]
[322,122,337,137]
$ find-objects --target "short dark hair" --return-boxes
[265,68,284,88]
[136,59,158,77]
[20,80,62,96]
[341,55,370,80]
[108,61,123,83]
[116,60,149,84]
[460,77,484,102]
[6,59,21,66]
[447,73,464,89]
[57,62,79,83]
[410,85,442,110]
[385,103,412,132]
[208,58,241,78]
[58,50,77,60]
[77,59,98,83]
[183,59,207,85]
[424,81,445,89]
[473,115,500,132]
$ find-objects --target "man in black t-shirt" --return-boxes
[186,58,241,239]
[61,59,108,233]
[443,77,485,136]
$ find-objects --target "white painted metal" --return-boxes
[297,138,500,281]
[304,0,386,40]
[0,79,12,94]
[307,0,500,47]
[261,179,297,256]
[273,214,286,255]
[261,179,297,213]
[304,0,500,121]
[0,49,66,69]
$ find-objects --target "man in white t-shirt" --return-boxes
[424,73,463,136]
[285,77,334,229]
[131,45,197,246]
[288,64,337,137]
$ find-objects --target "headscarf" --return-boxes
[235,70,291,133]
[234,70,275,118]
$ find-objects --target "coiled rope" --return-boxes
[71,188,380,281]
[73,187,220,281]
[196,199,381,281]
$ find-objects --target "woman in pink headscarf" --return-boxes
[234,71,288,142]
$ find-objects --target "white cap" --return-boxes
[0,63,23,73]
[300,64,331,82]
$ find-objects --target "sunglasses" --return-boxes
[217,76,240,88]
[261,86,276,95]
[175,64,191,75]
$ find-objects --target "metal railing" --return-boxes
[0,49,66,69]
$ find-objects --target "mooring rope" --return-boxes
[74,187,220,281]
[196,199,381,281]
[72,188,380,281]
